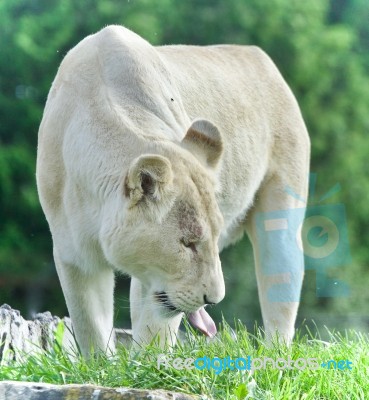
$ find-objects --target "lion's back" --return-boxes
[36,25,309,253]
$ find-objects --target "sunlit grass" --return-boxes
[0,320,367,399]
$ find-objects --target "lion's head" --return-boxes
[101,119,225,335]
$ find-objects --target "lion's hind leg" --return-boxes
[246,157,309,345]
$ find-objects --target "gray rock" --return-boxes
[0,381,197,400]
[0,304,132,362]
[0,306,199,399]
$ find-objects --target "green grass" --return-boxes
[0,320,368,399]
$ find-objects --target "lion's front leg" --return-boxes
[130,277,183,348]
[53,248,116,358]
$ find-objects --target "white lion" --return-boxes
[36,26,310,357]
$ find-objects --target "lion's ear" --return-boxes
[124,155,173,206]
[182,119,223,168]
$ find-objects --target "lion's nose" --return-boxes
[203,294,216,305]
[202,257,225,305]
[203,291,224,305]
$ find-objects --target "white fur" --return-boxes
[36,26,310,356]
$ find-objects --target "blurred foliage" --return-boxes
[0,0,368,333]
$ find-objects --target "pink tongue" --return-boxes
[188,307,217,338]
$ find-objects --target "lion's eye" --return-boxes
[181,239,198,253]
